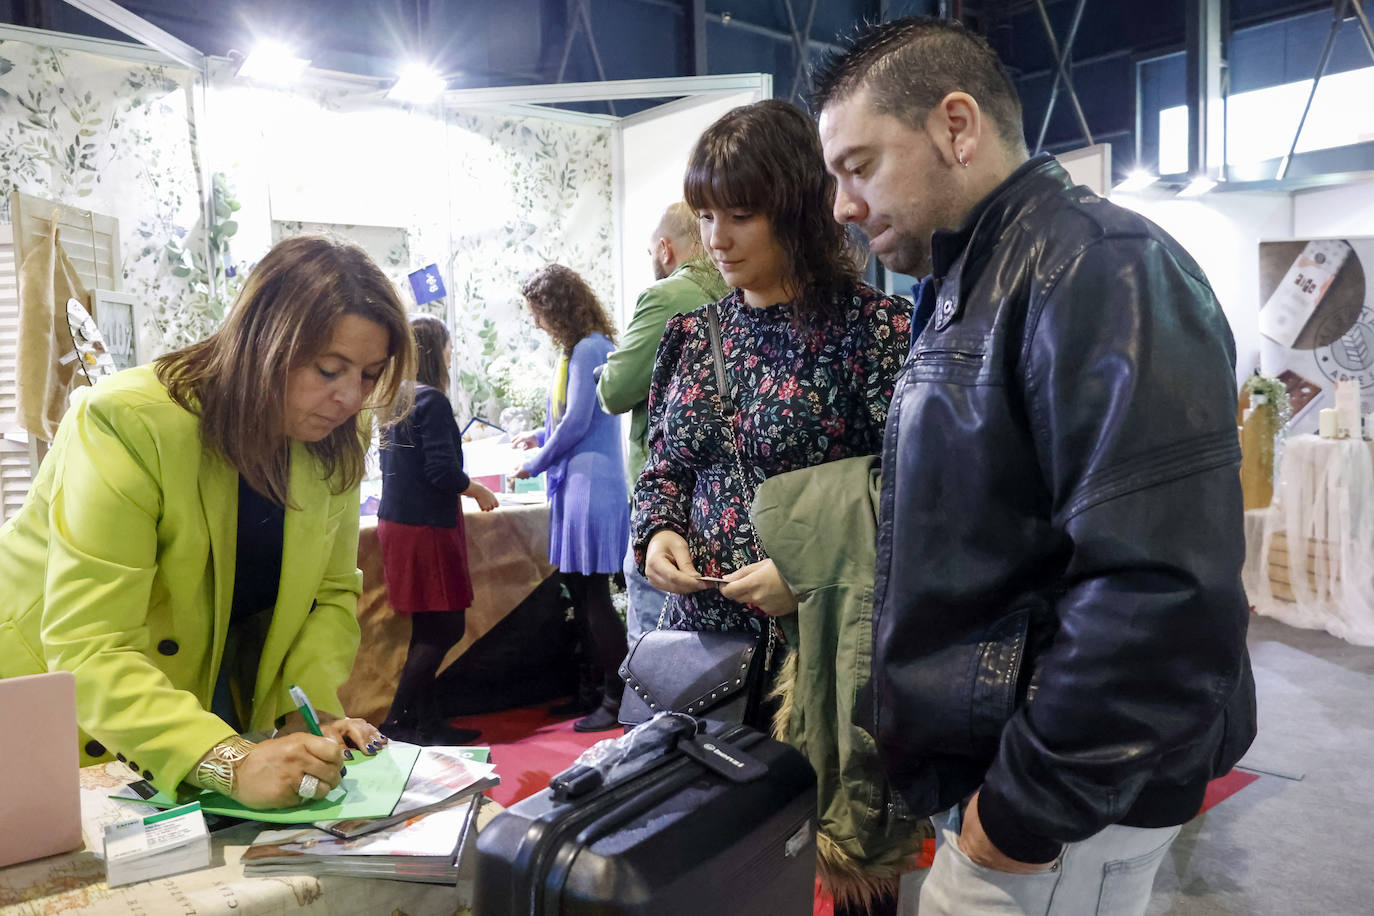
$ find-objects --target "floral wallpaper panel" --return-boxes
[0,37,207,359]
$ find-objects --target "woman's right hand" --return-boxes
[465,481,500,511]
[510,431,540,450]
[229,732,345,809]
[645,530,711,594]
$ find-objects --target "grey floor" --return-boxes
[1147,613,1374,915]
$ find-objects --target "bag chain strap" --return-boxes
[705,301,778,669]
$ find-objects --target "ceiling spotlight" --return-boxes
[1113,170,1158,193]
[1177,176,1218,198]
[387,64,446,104]
[236,41,310,85]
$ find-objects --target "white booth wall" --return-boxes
[615,90,760,325]
[1293,183,1374,238]
[1115,191,1294,382]
[1117,179,1374,428]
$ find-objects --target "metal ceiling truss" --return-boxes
[1185,0,1226,177]
[777,0,822,105]
[556,0,618,114]
[1277,0,1374,178]
[58,0,204,70]
[1032,0,1093,151]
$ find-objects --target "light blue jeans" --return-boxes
[623,544,667,643]
[909,803,1180,916]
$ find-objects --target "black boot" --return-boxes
[573,671,623,732]
[573,702,622,732]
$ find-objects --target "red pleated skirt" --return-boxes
[377,517,474,613]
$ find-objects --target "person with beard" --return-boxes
[596,201,728,643]
[813,17,1256,914]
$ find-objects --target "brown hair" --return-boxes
[156,235,416,506]
[810,17,1028,155]
[521,264,617,353]
[684,99,860,327]
[410,314,450,391]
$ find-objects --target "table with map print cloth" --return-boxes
[0,761,500,916]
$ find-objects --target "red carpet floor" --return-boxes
[446,703,607,808]
[449,703,1261,914]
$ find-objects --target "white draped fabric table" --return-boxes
[1248,434,1374,645]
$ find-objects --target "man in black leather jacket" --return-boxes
[812,18,1257,914]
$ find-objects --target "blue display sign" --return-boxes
[408,264,447,305]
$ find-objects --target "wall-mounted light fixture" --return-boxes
[1177,176,1218,198]
[236,41,310,85]
[1113,170,1159,193]
[387,64,447,104]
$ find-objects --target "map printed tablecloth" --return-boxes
[0,763,493,915]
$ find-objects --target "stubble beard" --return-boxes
[876,233,932,278]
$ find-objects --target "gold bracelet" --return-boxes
[193,736,258,796]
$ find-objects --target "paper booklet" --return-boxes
[313,744,498,839]
[242,794,484,884]
[111,741,423,824]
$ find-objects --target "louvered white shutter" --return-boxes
[0,223,34,522]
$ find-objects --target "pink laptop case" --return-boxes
[0,670,83,867]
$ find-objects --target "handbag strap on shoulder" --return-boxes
[706,302,736,417]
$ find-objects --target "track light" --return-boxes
[236,41,310,85]
[387,64,446,104]
[1113,170,1159,193]
[1177,176,1218,198]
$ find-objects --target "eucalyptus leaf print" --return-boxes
[0,38,203,360]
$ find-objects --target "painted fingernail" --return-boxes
[343,749,354,760]
[341,767,347,776]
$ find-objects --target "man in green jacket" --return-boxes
[596,201,728,640]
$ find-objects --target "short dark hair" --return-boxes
[410,314,450,391]
[521,264,617,353]
[810,17,1027,154]
[684,99,860,327]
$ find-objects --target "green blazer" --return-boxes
[0,365,363,795]
[596,258,729,483]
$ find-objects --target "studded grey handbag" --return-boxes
[617,626,768,727]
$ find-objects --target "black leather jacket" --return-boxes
[871,155,1257,863]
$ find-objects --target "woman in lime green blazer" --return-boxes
[0,236,416,809]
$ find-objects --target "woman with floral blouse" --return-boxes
[633,99,914,637]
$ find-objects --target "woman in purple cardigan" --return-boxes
[513,264,630,732]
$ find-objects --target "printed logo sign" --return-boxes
[408,264,446,305]
[1259,238,1373,433]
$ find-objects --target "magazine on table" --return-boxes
[312,744,497,839]
[243,794,484,884]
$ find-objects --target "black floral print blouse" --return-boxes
[632,282,913,633]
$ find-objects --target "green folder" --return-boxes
[114,743,422,824]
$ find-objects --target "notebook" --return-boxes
[0,671,83,867]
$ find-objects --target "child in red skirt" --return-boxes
[378,315,498,744]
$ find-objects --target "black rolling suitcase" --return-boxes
[474,721,817,915]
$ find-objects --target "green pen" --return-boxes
[288,684,324,736]
[289,684,348,802]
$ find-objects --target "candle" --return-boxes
[1319,408,1340,438]
[1335,379,1362,439]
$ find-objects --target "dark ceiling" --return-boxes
[0,0,1357,178]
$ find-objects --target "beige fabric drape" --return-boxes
[17,223,90,440]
